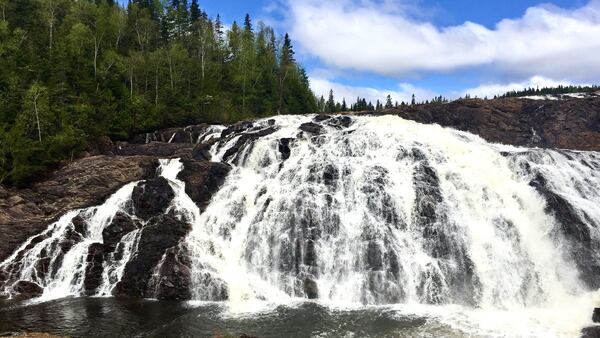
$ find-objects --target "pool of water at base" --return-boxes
[0,297,486,338]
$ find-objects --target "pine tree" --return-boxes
[385,94,393,109]
[190,0,200,22]
[244,13,252,32]
[325,89,335,113]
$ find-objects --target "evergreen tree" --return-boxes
[325,89,335,113]
[190,0,200,22]
[385,94,393,109]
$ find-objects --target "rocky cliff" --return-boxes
[388,96,600,151]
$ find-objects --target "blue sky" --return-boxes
[122,0,600,103]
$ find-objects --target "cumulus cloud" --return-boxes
[310,77,437,104]
[287,0,600,81]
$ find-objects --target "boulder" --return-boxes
[152,246,192,300]
[313,114,331,122]
[59,227,84,253]
[581,326,600,338]
[114,214,191,298]
[71,215,88,236]
[177,160,231,211]
[11,280,43,300]
[327,116,353,129]
[303,277,318,299]
[192,142,213,161]
[594,307,600,323]
[278,138,293,161]
[299,122,324,135]
[132,177,175,221]
[83,243,105,295]
[102,212,140,253]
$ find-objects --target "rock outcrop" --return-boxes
[177,160,231,211]
[114,214,191,298]
[0,155,158,262]
[132,177,175,221]
[388,96,600,151]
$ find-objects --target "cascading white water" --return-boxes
[181,115,600,335]
[0,160,192,300]
[0,182,138,300]
[1,114,599,337]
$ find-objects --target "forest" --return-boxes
[0,0,317,186]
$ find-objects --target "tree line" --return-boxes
[497,85,600,98]
[0,0,317,186]
[317,90,450,113]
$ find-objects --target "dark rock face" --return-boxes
[221,127,278,164]
[529,174,600,289]
[581,326,600,338]
[366,241,384,271]
[0,155,158,262]
[327,116,353,129]
[299,122,324,135]
[314,114,331,122]
[390,97,600,151]
[192,142,213,161]
[102,212,140,253]
[177,160,231,211]
[83,243,105,295]
[410,151,480,306]
[114,214,191,298]
[151,246,192,300]
[132,177,175,221]
[278,138,293,161]
[11,280,43,300]
[303,277,318,299]
[115,142,194,159]
[221,121,255,138]
[59,227,84,253]
[593,307,600,323]
[71,215,88,237]
[130,124,210,144]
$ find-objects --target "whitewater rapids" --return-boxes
[1,114,599,337]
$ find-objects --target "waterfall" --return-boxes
[183,115,598,307]
[1,114,599,336]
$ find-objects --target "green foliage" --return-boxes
[0,1,316,186]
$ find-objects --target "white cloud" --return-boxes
[287,0,600,81]
[310,77,437,104]
[460,76,575,98]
